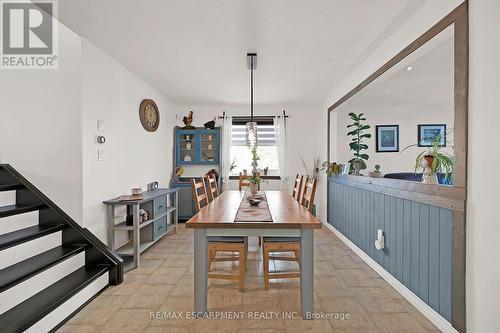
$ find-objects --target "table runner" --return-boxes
[234,191,273,222]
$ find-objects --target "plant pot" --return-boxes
[421,155,438,184]
[353,161,362,176]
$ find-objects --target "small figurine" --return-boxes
[182,111,195,129]
[204,117,216,129]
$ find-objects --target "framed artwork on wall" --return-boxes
[418,124,446,147]
[376,125,399,152]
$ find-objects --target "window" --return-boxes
[230,116,280,176]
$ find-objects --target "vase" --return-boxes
[353,161,362,176]
[421,155,438,184]
[249,183,258,195]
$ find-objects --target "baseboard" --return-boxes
[321,220,458,333]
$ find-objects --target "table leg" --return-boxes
[194,228,208,315]
[300,229,314,319]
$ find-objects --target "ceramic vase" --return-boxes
[421,155,438,184]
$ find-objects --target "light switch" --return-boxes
[98,149,104,161]
[97,119,104,131]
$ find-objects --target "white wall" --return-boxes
[334,103,454,174]
[468,0,500,332]
[178,104,326,218]
[81,40,177,242]
[0,22,84,223]
[0,19,178,244]
[321,0,500,331]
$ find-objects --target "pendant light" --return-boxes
[246,53,258,148]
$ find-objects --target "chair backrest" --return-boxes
[239,172,251,191]
[301,177,317,213]
[292,174,304,202]
[191,177,208,213]
[205,174,219,201]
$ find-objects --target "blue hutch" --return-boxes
[171,127,221,220]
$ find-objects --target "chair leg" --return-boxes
[239,245,245,292]
[263,244,270,290]
[208,248,213,271]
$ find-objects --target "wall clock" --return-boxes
[139,99,160,132]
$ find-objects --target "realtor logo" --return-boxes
[1,0,58,69]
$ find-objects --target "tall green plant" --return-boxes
[347,112,371,170]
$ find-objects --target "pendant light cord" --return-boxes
[250,56,254,123]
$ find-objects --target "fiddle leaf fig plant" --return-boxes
[347,112,371,170]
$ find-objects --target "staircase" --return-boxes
[0,164,123,332]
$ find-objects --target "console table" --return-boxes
[103,188,179,269]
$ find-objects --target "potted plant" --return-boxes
[347,112,371,175]
[369,165,382,178]
[321,161,340,176]
[247,173,261,195]
[402,131,454,184]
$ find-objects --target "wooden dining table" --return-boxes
[185,190,322,318]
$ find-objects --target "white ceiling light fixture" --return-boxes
[246,53,258,149]
[406,66,413,71]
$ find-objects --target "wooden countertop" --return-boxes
[186,190,322,229]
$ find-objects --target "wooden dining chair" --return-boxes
[262,176,318,289]
[291,174,304,202]
[239,172,261,191]
[191,177,248,291]
[238,172,251,191]
[205,174,219,202]
[301,177,318,213]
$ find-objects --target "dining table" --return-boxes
[185,190,322,318]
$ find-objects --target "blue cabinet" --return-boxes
[175,128,220,165]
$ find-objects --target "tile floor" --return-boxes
[58,224,440,333]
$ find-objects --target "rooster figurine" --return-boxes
[182,111,195,129]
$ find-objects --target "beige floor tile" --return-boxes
[102,274,149,296]
[56,325,100,333]
[162,253,194,267]
[121,283,175,310]
[148,266,188,284]
[126,259,163,275]
[101,308,152,332]
[67,295,129,325]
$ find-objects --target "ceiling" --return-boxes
[342,25,454,108]
[58,0,424,105]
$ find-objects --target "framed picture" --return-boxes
[376,125,399,152]
[418,124,446,147]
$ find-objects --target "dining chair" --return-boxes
[301,177,318,213]
[191,177,248,291]
[239,172,261,191]
[291,174,304,202]
[238,172,251,191]
[205,174,219,202]
[262,176,318,289]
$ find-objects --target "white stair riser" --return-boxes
[0,231,61,269]
[0,251,85,315]
[0,191,16,207]
[24,273,108,333]
[0,211,39,235]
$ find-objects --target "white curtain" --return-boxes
[221,115,233,191]
[274,116,288,190]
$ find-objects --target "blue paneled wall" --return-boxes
[328,178,452,322]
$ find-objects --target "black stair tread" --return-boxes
[0,244,87,292]
[0,224,66,250]
[0,184,23,191]
[0,203,46,218]
[0,265,109,333]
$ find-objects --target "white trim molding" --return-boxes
[321,220,459,333]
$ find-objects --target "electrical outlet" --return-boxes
[97,149,104,161]
[97,119,104,131]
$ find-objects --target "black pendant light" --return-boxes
[246,53,258,148]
